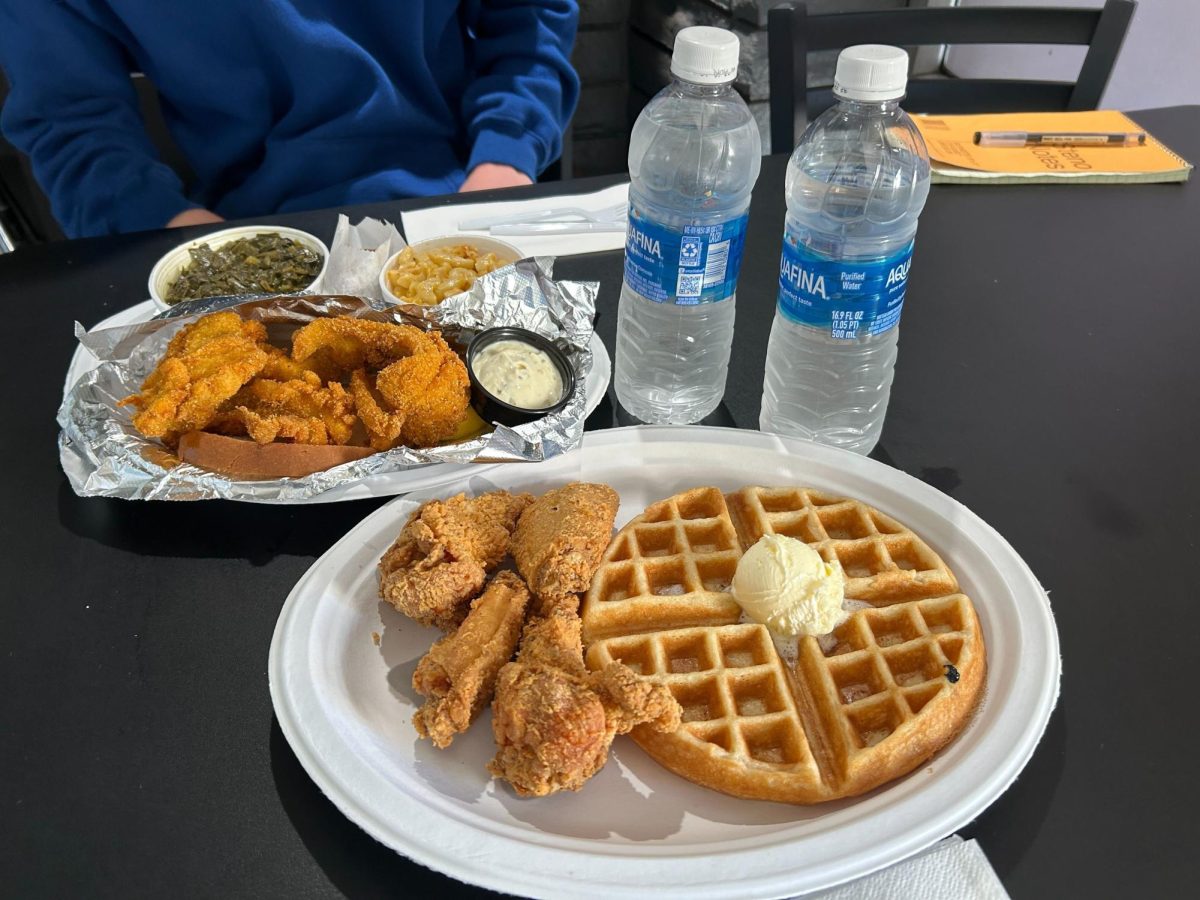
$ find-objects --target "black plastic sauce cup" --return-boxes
[466,327,576,427]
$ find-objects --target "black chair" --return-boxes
[767,0,1137,154]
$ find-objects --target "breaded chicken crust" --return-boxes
[412,571,532,748]
[379,491,533,629]
[512,483,620,611]
[488,606,680,797]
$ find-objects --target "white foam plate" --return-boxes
[268,426,1060,898]
[62,301,611,504]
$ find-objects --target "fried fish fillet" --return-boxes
[379,490,533,629]
[259,345,343,385]
[291,317,426,372]
[122,311,271,446]
[377,332,470,450]
[294,318,469,450]
[412,571,532,748]
[512,483,620,612]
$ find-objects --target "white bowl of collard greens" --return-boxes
[148,225,329,311]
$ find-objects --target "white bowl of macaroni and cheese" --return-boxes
[378,235,523,307]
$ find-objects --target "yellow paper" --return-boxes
[913,110,1190,178]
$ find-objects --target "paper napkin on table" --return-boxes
[797,837,1009,900]
[401,182,629,257]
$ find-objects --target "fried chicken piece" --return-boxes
[379,490,534,629]
[488,607,681,797]
[211,376,357,445]
[412,571,532,748]
[121,311,271,446]
[512,483,620,613]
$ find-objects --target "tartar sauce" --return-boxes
[473,339,564,409]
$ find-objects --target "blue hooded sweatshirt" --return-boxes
[0,1,579,237]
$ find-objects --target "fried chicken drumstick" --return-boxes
[412,571,532,748]
[379,490,533,629]
[488,605,681,797]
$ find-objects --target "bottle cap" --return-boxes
[833,45,909,101]
[671,26,740,85]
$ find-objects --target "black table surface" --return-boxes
[3,106,1196,899]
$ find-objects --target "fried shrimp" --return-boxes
[212,377,357,445]
[350,368,406,451]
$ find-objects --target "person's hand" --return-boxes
[167,208,225,228]
[459,163,533,193]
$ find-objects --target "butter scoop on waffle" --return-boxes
[581,486,986,803]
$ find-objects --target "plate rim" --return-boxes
[267,425,1060,898]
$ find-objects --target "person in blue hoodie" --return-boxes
[0,1,579,238]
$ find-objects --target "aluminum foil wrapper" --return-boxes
[58,257,597,502]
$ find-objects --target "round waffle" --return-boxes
[581,486,986,803]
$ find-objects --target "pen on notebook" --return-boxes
[973,130,1147,148]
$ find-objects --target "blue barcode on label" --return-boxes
[703,240,730,287]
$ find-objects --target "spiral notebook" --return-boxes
[913,110,1192,184]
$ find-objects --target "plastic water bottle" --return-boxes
[760,45,931,454]
[615,26,762,424]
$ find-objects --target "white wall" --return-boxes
[945,0,1200,110]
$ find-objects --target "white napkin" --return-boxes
[798,837,1009,900]
[321,214,406,301]
[401,182,629,257]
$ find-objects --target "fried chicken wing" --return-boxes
[488,606,681,797]
[512,483,620,613]
[379,490,533,629]
[412,571,532,748]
